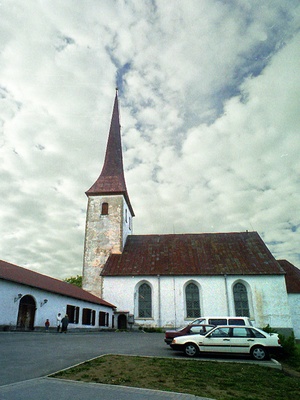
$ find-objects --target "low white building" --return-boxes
[0,259,115,331]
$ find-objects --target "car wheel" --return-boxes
[184,343,199,357]
[251,346,268,361]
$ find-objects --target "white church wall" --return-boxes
[160,276,229,328]
[103,274,294,333]
[226,275,293,331]
[0,280,114,330]
[102,275,236,328]
[288,293,300,339]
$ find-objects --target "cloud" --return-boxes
[0,0,299,279]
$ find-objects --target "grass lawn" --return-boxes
[51,353,300,400]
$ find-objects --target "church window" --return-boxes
[186,282,200,318]
[125,208,128,223]
[138,283,152,318]
[101,202,108,215]
[233,283,250,317]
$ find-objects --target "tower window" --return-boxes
[101,202,108,215]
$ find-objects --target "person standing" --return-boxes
[45,319,50,332]
[61,314,69,334]
[56,313,62,332]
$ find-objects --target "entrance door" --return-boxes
[117,314,127,330]
[17,295,36,330]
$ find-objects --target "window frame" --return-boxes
[66,305,79,324]
[233,282,250,317]
[101,202,109,215]
[185,282,201,319]
[82,308,96,326]
[138,282,152,318]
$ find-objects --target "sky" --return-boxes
[0,0,299,280]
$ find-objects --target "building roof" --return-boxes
[278,259,300,293]
[0,259,115,308]
[86,91,134,216]
[101,231,284,276]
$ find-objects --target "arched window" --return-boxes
[138,283,152,318]
[101,202,108,215]
[233,283,250,317]
[186,282,200,318]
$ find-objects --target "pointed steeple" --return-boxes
[86,90,134,216]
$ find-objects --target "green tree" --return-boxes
[64,275,82,288]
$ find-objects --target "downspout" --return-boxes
[224,274,230,315]
[173,277,177,328]
[157,275,161,327]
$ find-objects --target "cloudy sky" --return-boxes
[1,0,299,280]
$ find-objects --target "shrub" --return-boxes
[262,325,297,359]
[278,332,297,359]
[262,324,277,334]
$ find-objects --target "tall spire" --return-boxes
[86,90,134,216]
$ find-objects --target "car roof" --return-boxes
[193,316,250,319]
[211,325,256,328]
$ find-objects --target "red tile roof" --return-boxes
[278,259,300,293]
[101,232,284,276]
[0,259,115,308]
[86,91,134,216]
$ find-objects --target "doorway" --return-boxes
[117,314,127,330]
[17,295,36,330]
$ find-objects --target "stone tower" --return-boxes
[82,91,134,297]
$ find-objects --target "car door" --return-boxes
[229,327,253,354]
[198,327,231,353]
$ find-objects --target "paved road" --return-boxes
[0,331,280,399]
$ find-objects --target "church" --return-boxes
[82,91,300,338]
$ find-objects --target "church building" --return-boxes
[82,91,300,337]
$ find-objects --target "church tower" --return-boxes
[82,90,134,297]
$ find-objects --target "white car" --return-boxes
[170,325,282,360]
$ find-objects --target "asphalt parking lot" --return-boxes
[0,331,170,385]
[0,331,281,400]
